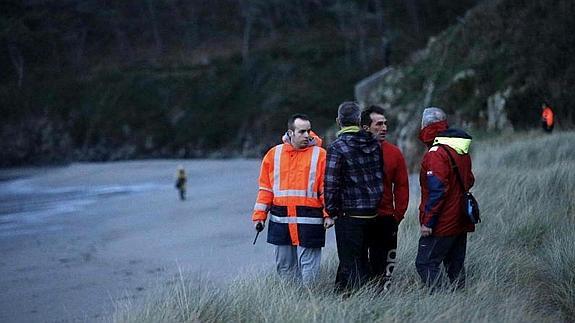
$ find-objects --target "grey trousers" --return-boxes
[275,245,322,286]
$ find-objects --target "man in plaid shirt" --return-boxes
[324,101,384,291]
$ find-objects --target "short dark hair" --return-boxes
[360,105,386,128]
[337,101,361,127]
[288,113,310,130]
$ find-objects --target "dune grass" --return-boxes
[113,130,575,322]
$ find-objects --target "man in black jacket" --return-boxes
[324,101,384,291]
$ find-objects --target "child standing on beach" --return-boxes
[175,166,187,201]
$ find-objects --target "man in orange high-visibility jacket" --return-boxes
[541,103,554,133]
[252,114,334,286]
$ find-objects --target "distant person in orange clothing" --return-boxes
[361,105,409,291]
[541,103,554,133]
[175,166,187,201]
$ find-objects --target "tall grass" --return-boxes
[113,131,575,322]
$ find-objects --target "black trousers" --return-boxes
[542,121,554,133]
[368,216,398,288]
[415,233,467,289]
[334,216,375,291]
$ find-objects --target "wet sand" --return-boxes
[0,160,337,322]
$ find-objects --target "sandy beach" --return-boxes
[0,160,337,322]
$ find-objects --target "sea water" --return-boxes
[0,179,168,236]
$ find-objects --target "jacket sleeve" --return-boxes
[421,149,450,228]
[252,149,274,222]
[392,151,409,222]
[316,149,329,217]
[324,145,342,217]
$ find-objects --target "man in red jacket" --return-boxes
[415,107,475,289]
[360,105,409,290]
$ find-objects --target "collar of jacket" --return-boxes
[434,136,471,154]
[337,126,361,136]
[282,142,314,152]
[418,120,448,146]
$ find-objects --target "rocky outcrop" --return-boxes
[0,117,73,167]
[354,0,531,171]
[486,87,514,132]
[355,62,514,170]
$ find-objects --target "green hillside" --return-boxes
[0,0,477,166]
[2,0,573,167]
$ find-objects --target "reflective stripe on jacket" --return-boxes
[252,143,327,248]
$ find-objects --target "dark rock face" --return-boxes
[1,118,145,166]
[1,117,72,167]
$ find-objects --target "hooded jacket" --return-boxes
[324,128,384,217]
[419,128,475,236]
[252,134,327,248]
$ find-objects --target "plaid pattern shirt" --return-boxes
[324,130,384,217]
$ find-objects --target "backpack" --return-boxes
[439,145,481,224]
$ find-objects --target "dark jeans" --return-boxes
[415,233,467,289]
[368,216,398,289]
[334,216,375,291]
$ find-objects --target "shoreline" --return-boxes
[0,159,287,322]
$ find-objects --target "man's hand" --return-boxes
[420,224,432,237]
[323,217,334,229]
[255,221,264,232]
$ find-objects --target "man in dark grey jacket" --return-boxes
[324,101,384,291]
